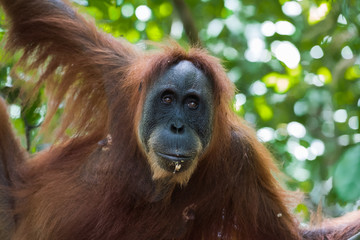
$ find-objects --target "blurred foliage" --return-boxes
[0,0,359,220]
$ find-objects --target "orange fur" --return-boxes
[0,0,359,239]
[0,98,26,239]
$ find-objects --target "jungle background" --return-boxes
[0,0,359,221]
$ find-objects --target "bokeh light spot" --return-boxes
[207,19,224,37]
[282,1,302,17]
[170,21,183,39]
[308,3,329,25]
[341,46,353,59]
[271,41,300,69]
[261,21,275,37]
[349,116,359,130]
[121,3,134,18]
[257,127,275,142]
[310,139,325,156]
[224,0,241,11]
[10,104,21,119]
[234,93,246,111]
[135,5,151,22]
[250,80,267,96]
[337,14,347,25]
[275,21,296,35]
[287,121,306,138]
[310,45,324,59]
[333,109,347,123]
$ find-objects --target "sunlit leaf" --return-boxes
[146,22,163,41]
[108,6,121,21]
[97,23,112,33]
[286,64,302,77]
[299,180,314,193]
[294,203,310,222]
[262,72,292,93]
[307,2,330,25]
[255,97,273,121]
[86,6,103,19]
[344,65,360,80]
[126,29,140,43]
[317,67,332,84]
[159,2,173,17]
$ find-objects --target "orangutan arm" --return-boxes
[0,0,138,134]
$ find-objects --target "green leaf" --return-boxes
[294,203,310,222]
[146,22,163,41]
[333,144,360,202]
[158,2,173,17]
[262,72,292,94]
[108,6,121,21]
[299,180,314,193]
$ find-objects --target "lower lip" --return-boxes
[156,152,191,162]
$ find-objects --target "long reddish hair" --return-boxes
[1,0,359,239]
[10,43,300,239]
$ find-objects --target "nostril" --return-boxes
[170,124,185,134]
[178,125,184,134]
[170,124,177,133]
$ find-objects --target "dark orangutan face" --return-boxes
[139,60,214,184]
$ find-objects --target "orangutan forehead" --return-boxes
[157,60,213,92]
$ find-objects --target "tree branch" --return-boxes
[172,0,202,46]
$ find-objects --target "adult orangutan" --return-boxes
[0,0,359,239]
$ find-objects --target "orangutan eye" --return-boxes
[161,91,174,105]
[162,96,173,104]
[187,99,199,110]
